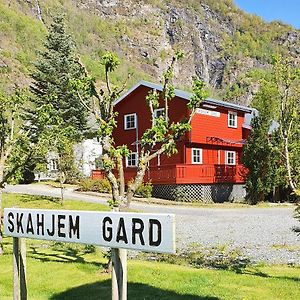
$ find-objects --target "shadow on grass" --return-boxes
[18,194,61,204]
[242,267,300,283]
[28,244,107,269]
[50,280,219,300]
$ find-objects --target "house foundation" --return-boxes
[152,183,246,203]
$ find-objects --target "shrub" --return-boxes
[134,181,153,198]
[78,178,111,193]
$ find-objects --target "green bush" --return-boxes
[134,181,153,198]
[78,178,111,193]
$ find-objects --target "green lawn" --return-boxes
[1,194,299,299]
[2,193,110,211]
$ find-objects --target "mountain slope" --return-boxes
[1,0,299,105]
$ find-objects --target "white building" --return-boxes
[35,138,102,180]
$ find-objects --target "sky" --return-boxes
[234,0,300,29]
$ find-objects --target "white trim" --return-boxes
[124,113,137,130]
[126,152,138,167]
[154,108,165,118]
[228,111,237,128]
[192,148,203,164]
[225,151,236,165]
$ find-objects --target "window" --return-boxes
[225,151,236,165]
[124,113,136,130]
[154,108,165,119]
[192,148,202,164]
[228,111,237,128]
[49,159,58,171]
[126,152,138,167]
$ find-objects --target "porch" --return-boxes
[92,164,246,185]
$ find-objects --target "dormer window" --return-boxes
[154,108,165,118]
[124,113,137,130]
[228,111,237,128]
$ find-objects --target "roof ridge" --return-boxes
[114,80,252,113]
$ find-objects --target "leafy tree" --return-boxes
[35,103,78,204]
[244,55,300,203]
[0,88,29,254]
[73,51,208,209]
[272,55,300,195]
[242,80,281,203]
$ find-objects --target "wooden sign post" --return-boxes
[4,208,175,300]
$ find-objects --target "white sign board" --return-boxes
[4,208,175,254]
[196,108,220,117]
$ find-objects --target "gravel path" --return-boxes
[5,184,300,264]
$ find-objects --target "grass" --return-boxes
[1,194,300,299]
[2,193,110,211]
[0,236,299,299]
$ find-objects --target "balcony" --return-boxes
[92,164,246,185]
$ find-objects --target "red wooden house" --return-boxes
[93,80,252,202]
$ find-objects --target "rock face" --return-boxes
[2,0,300,105]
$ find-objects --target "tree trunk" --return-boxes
[283,136,297,194]
[126,164,147,207]
[0,163,4,255]
[0,187,3,255]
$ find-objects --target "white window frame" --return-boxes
[124,113,137,130]
[192,148,203,164]
[154,108,165,119]
[126,152,138,167]
[228,111,237,128]
[225,151,236,165]
[49,159,58,171]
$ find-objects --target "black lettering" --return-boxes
[47,214,55,236]
[57,215,66,238]
[149,219,161,247]
[26,214,34,234]
[103,217,112,242]
[132,218,145,245]
[69,215,80,239]
[16,213,24,234]
[7,212,14,233]
[116,218,128,244]
[37,214,44,235]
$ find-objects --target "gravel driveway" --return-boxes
[4,184,300,264]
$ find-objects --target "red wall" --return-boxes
[190,107,245,143]
[114,86,188,162]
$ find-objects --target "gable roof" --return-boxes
[114,80,252,113]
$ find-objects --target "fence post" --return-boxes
[13,237,20,300]
[20,238,27,300]
[13,237,27,300]
[111,248,127,300]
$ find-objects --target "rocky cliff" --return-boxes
[1,0,300,105]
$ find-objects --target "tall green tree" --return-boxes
[28,15,90,186]
[242,80,279,203]
[272,55,300,195]
[29,15,89,140]
[244,55,300,203]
